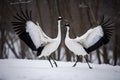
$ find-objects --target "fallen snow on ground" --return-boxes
[0,59,120,80]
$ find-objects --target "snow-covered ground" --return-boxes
[0,59,120,80]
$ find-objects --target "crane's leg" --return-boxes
[73,55,79,67]
[84,55,92,69]
[50,56,58,67]
[47,57,53,68]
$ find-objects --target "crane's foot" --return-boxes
[49,61,53,68]
[72,55,79,67]
[47,57,53,68]
[53,61,58,67]
[72,63,77,67]
[89,66,92,69]
[84,55,92,69]
[50,56,58,67]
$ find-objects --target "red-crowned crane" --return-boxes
[65,17,113,69]
[12,9,62,67]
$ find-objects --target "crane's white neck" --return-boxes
[66,26,70,38]
[57,20,61,39]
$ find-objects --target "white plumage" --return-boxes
[74,25,104,49]
[38,19,61,58]
[65,26,87,56]
[65,17,113,68]
[26,21,44,48]
[12,9,62,67]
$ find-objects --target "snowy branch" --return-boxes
[10,0,33,5]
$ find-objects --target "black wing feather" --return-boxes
[85,16,114,53]
[12,9,36,51]
[16,12,26,21]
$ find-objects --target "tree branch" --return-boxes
[10,0,33,5]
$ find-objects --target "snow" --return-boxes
[0,59,120,80]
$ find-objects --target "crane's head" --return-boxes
[65,23,70,27]
[65,23,70,30]
[58,16,62,21]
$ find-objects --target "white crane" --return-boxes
[65,17,113,69]
[12,9,62,67]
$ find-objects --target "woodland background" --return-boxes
[0,0,120,65]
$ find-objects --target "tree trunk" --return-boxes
[96,49,101,64]
[103,45,109,64]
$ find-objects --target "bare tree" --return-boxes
[0,0,118,65]
[113,0,120,65]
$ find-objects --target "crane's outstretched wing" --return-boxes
[12,9,48,55]
[76,16,114,53]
